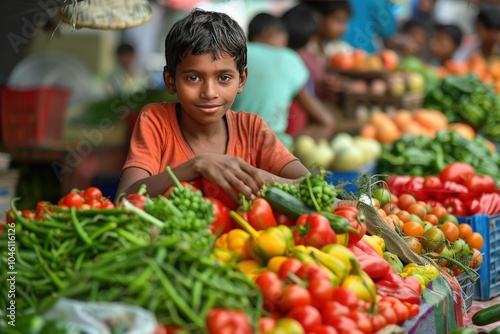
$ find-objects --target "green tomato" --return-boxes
[373,188,392,207]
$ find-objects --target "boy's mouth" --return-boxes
[198,104,221,113]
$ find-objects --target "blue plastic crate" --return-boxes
[324,161,377,195]
[457,213,500,301]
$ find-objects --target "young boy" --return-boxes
[231,12,335,148]
[400,19,429,59]
[117,9,309,201]
[430,23,463,65]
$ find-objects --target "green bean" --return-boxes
[33,245,65,290]
[117,228,147,245]
[70,207,92,245]
[129,266,153,292]
[15,285,37,309]
[148,261,204,328]
[74,252,86,272]
[89,222,117,240]
[191,280,203,312]
[164,299,186,327]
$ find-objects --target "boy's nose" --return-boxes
[201,81,219,99]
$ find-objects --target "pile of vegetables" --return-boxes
[0,169,261,333]
[387,162,500,216]
[379,131,500,186]
[424,74,500,140]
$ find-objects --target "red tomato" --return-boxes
[62,193,83,208]
[101,200,115,209]
[321,301,350,321]
[439,162,475,183]
[83,187,102,200]
[331,287,359,310]
[393,301,410,324]
[295,263,331,282]
[462,174,496,193]
[278,284,312,314]
[423,176,443,189]
[259,317,277,333]
[310,325,339,334]
[369,314,387,332]
[379,307,398,325]
[404,302,420,318]
[324,316,357,332]
[286,305,322,333]
[278,258,302,282]
[308,277,335,310]
[206,308,252,334]
[347,310,372,334]
[255,272,284,313]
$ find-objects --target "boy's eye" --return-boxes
[187,75,200,82]
[219,75,231,82]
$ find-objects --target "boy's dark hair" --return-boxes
[401,19,426,34]
[164,9,247,78]
[117,43,134,56]
[477,5,500,29]
[435,23,463,47]
[247,13,287,42]
[281,4,321,50]
[299,0,352,17]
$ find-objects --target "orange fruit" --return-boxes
[403,221,424,238]
[469,248,483,269]
[458,223,473,240]
[407,203,427,220]
[440,221,459,243]
[466,232,484,250]
[396,210,411,223]
[405,236,423,254]
[398,194,416,211]
[430,206,447,219]
[424,213,439,226]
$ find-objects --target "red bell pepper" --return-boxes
[273,209,294,227]
[293,213,337,249]
[333,206,366,244]
[464,198,481,215]
[347,240,391,280]
[237,197,277,231]
[478,192,500,215]
[206,308,252,334]
[375,268,421,305]
[206,197,234,236]
[387,175,413,196]
[201,177,239,210]
[442,197,468,216]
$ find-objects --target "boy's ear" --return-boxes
[237,66,248,94]
[163,66,177,94]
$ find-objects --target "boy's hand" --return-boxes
[194,154,266,203]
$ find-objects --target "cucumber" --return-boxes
[261,187,314,219]
[448,328,477,334]
[490,326,500,334]
[262,187,352,233]
[471,303,500,326]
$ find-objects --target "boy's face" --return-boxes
[407,27,427,56]
[164,52,247,125]
[431,30,457,62]
[321,10,350,41]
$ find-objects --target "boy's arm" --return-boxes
[293,87,336,140]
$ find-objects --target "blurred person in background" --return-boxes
[430,23,464,65]
[339,0,397,53]
[231,12,335,149]
[475,4,500,59]
[289,1,352,101]
[399,19,429,59]
[99,43,149,96]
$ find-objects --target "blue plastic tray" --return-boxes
[324,161,377,195]
[458,213,500,301]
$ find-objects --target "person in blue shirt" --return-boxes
[341,0,398,53]
[231,13,335,149]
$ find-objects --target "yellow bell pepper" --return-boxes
[237,259,263,279]
[320,243,356,275]
[214,229,252,261]
[267,256,288,273]
[211,248,236,264]
[336,233,348,246]
[303,246,347,283]
[230,211,294,263]
[341,258,376,302]
[366,234,386,252]
[362,235,384,256]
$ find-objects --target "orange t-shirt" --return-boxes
[122,103,298,176]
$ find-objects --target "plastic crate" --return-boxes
[456,270,479,313]
[0,169,20,220]
[324,161,377,195]
[457,213,500,301]
[0,86,70,147]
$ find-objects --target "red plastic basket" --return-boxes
[0,86,70,147]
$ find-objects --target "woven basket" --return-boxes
[59,0,153,30]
